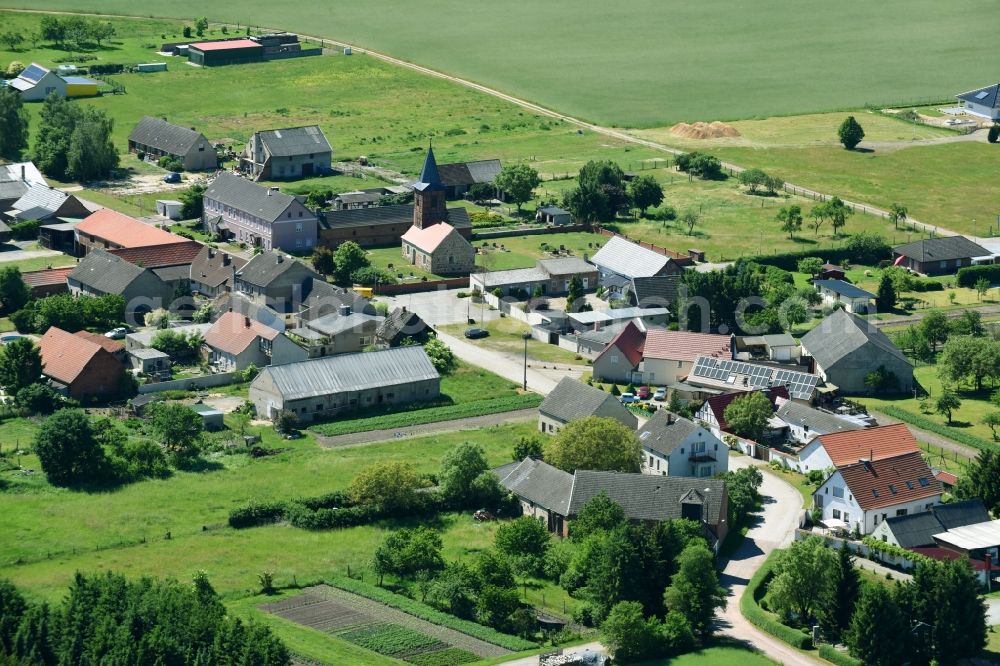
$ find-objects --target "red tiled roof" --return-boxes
[77,209,188,249]
[401,222,458,253]
[596,321,645,368]
[39,327,104,385]
[704,387,788,431]
[204,311,279,356]
[909,547,1000,570]
[818,423,918,469]
[74,330,124,354]
[108,241,203,268]
[642,329,730,363]
[189,39,261,51]
[934,470,959,486]
[839,451,941,511]
[20,267,74,288]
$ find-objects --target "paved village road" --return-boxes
[436,331,562,395]
[716,457,823,665]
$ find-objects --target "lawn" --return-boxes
[638,643,777,665]
[1,2,995,127]
[439,318,582,366]
[0,420,542,601]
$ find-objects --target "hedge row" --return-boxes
[956,264,1000,288]
[740,553,813,650]
[229,491,445,530]
[327,576,538,651]
[876,405,992,453]
[751,243,889,272]
[819,644,862,666]
[310,393,542,437]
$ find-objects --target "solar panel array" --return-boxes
[690,356,818,400]
[20,64,47,83]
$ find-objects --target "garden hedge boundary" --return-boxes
[327,576,538,651]
[740,552,813,650]
[876,405,992,452]
[819,644,862,666]
[750,243,890,272]
[228,490,445,530]
[309,393,542,437]
[956,264,1000,289]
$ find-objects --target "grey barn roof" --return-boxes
[10,184,71,219]
[377,307,429,342]
[128,116,206,155]
[775,400,860,436]
[893,236,991,263]
[637,410,701,457]
[68,248,146,294]
[801,308,908,369]
[537,256,594,276]
[437,159,502,187]
[630,275,681,307]
[568,470,726,524]
[0,180,29,201]
[539,377,623,423]
[496,458,573,516]
[882,499,990,548]
[257,125,332,158]
[814,279,875,299]
[590,236,669,279]
[236,250,319,288]
[320,204,471,230]
[306,311,382,337]
[205,172,300,223]
[257,345,440,401]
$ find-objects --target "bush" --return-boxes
[227,501,287,528]
[819,644,863,666]
[9,219,39,241]
[740,553,812,650]
[328,576,537,650]
[157,156,183,172]
[956,264,1000,289]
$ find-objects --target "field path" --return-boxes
[312,408,537,448]
[2,9,969,242]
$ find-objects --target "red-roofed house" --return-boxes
[592,321,646,383]
[39,326,125,400]
[814,451,942,535]
[203,311,307,371]
[696,387,789,439]
[640,329,731,385]
[75,208,191,256]
[796,423,919,474]
[74,330,126,362]
[400,222,474,275]
[20,267,73,298]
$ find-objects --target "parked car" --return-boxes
[620,393,639,404]
[464,327,489,339]
[105,327,129,339]
[637,386,651,400]
[653,387,667,401]
[163,172,181,184]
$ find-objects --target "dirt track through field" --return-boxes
[312,408,536,448]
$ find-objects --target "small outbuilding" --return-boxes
[187,39,263,67]
[156,200,184,220]
[191,403,225,431]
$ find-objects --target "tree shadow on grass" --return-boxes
[944,420,973,429]
[176,457,225,473]
[789,236,819,245]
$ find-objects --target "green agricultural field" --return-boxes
[0,1,994,127]
[0,420,541,602]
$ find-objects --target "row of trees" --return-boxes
[561,161,665,223]
[38,15,116,50]
[0,572,289,665]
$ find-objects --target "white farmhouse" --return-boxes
[638,410,727,479]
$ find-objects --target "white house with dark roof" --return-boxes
[638,410,727,478]
[6,63,66,101]
[537,377,638,434]
[956,83,1000,121]
[240,125,332,180]
[814,279,875,314]
[202,172,317,252]
[128,116,218,171]
[774,398,861,446]
[871,499,990,548]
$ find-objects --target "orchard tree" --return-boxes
[681,209,700,236]
[888,202,908,229]
[494,516,550,576]
[975,276,990,301]
[776,204,803,239]
[543,415,642,473]
[349,461,422,512]
[838,116,865,150]
[0,337,41,393]
[628,174,663,215]
[935,391,961,425]
[738,168,769,194]
[809,202,828,236]
[919,309,949,351]
[439,441,494,507]
[722,391,772,441]
[493,163,540,213]
[0,86,29,160]
[147,403,204,462]
[826,196,853,236]
[0,31,24,51]
[34,409,106,486]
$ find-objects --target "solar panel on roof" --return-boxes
[20,64,46,83]
[976,91,990,99]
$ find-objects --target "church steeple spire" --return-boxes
[413,143,448,229]
[419,142,442,186]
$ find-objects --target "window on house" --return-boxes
[889,484,897,494]
[843,512,850,524]
[896,508,908,517]
[295,223,303,232]
[832,486,844,498]
[832,509,841,519]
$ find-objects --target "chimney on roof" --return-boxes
[339,304,351,316]
[244,316,251,328]
[401,306,407,313]
[667,412,674,425]
[267,189,272,196]
[20,165,25,182]
[222,254,230,266]
[276,254,284,263]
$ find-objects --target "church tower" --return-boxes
[412,144,448,229]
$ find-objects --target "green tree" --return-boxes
[864,365,898,394]
[955,449,1000,514]
[372,526,444,584]
[348,461,422,512]
[920,309,949,351]
[796,256,823,276]
[426,562,479,619]
[938,336,1000,391]
[776,204,803,239]
[512,435,543,461]
[195,16,209,36]
[65,107,120,182]
[569,491,626,542]
[724,466,763,526]
[888,202,908,229]
[825,196,853,236]
[738,167,769,194]
[662,541,725,639]
[33,94,78,179]
[875,273,896,311]
[495,516,550,576]
[809,201,828,236]
[0,337,41,394]
[628,174,663,215]
[331,240,369,285]
[311,245,335,275]
[846,584,907,666]
[722,391,772,441]
[838,115,865,150]
[475,584,521,631]
[563,160,628,223]
[566,274,584,308]
[599,601,662,663]
[39,16,66,47]
[544,415,642,473]
[493,163,540,213]
[0,31,24,51]
[423,337,455,373]
[0,578,27,654]
[147,402,204,462]
[34,409,106,486]
[767,536,837,625]
[935,391,961,425]
[820,541,860,641]
[0,86,29,160]
[984,411,1000,440]
[439,441,495,507]
[975,276,991,301]
[179,183,206,219]
[989,124,1000,144]
[681,209,700,236]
